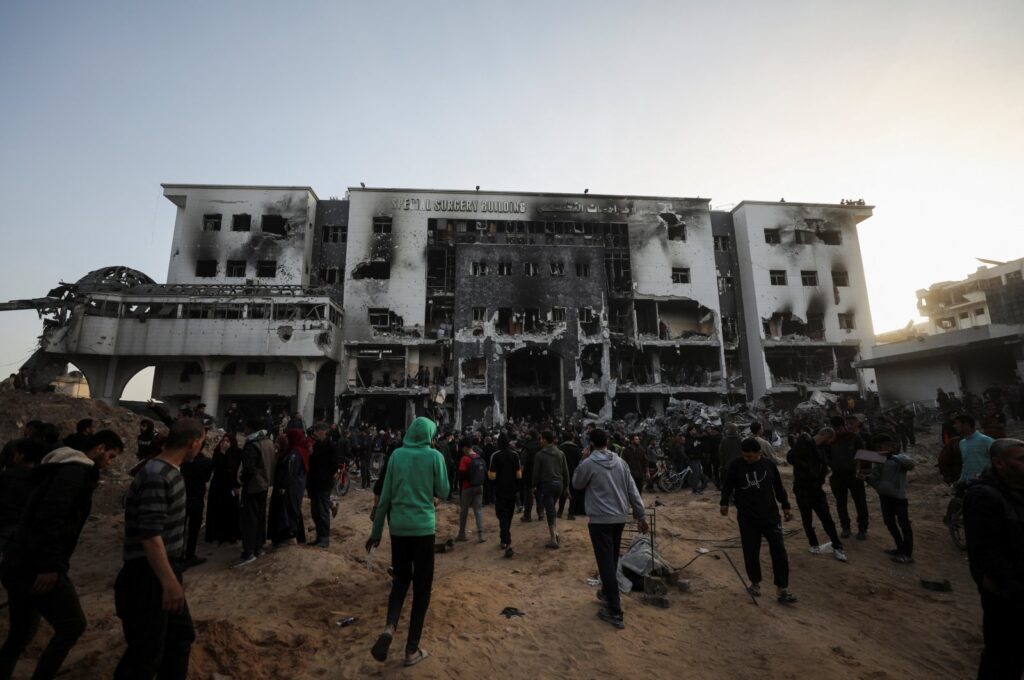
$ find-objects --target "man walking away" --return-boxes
[750,422,784,466]
[720,438,797,604]
[787,428,846,562]
[572,429,647,630]
[866,433,916,564]
[718,424,743,482]
[558,435,582,519]
[0,431,123,680]
[366,417,449,668]
[308,423,341,548]
[621,435,646,495]
[533,430,571,549]
[490,435,522,558]
[964,438,1024,679]
[520,431,542,521]
[826,416,870,541]
[113,419,203,680]
[180,444,213,568]
[234,419,273,567]
[61,420,94,455]
[455,439,486,543]
[957,414,995,484]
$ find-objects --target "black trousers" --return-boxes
[557,482,579,517]
[878,495,913,557]
[495,496,515,546]
[239,490,267,557]
[113,560,195,680]
[794,485,843,550]
[309,489,332,545]
[738,515,789,588]
[184,498,204,559]
[829,474,869,533]
[387,535,435,656]
[588,523,625,614]
[979,595,1024,679]
[0,573,87,680]
[706,455,722,489]
[360,453,373,489]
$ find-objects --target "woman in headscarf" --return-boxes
[205,433,241,544]
[269,429,309,546]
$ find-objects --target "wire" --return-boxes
[678,548,759,607]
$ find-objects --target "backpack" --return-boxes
[468,453,487,487]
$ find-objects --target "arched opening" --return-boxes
[57,362,92,399]
[505,348,562,420]
[120,366,156,402]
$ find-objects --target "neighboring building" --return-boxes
[4,184,880,428]
[859,257,1024,406]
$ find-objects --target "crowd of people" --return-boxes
[0,388,1020,678]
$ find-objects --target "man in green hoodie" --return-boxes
[365,417,449,668]
[533,430,571,549]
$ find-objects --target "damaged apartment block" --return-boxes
[1,184,879,428]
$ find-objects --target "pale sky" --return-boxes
[1,0,1021,400]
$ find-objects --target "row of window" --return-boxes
[469,307,593,323]
[470,261,592,278]
[195,259,278,278]
[202,213,290,235]
[764,227,842,246]
[769,269,849,287]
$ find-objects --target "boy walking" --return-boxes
[456,439,486,543]
[866,433,915,564]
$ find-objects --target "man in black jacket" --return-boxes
[520,431,542,521]
[308,423,341,547]
[788,428,846,562]
[964,437,1024,679]
[0,430,123,679]
[180,446,213,567]
[720,438,797,604]
[826,416,869,540]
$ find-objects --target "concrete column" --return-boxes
[296,358,325,426]
[650,349,662,384]
[199,359,227,418]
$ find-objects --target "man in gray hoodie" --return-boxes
[572,429,647,630]
[866,433,915,564]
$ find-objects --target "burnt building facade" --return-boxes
[10,183,879,428]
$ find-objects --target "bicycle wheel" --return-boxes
[658,473,681,493]
[332,473,351,498]
[948,497,967,551]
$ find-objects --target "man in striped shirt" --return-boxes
[113,419,204,680]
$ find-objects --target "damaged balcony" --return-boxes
[344,345,446,395]
[577,344,604,392]
[634,299,718,345]
[490,307,566,341]
[765,345,860,393]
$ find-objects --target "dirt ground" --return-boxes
[0,393,1011,679]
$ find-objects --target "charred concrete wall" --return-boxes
[732,201,876,398]
[312,199,349,301]
[711,210,752,400]
[163,185,316,286]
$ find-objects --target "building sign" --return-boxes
[391,198,527,214]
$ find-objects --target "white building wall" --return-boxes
[732,202,876,397]
[163,185,316,286]
[874,359,959,407]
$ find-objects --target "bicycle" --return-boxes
[331,461,352,499]
[654,459,691,493]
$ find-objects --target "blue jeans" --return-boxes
[689,461,706,492]
[539,481,563,527]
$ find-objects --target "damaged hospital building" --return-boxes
[6,184,880,428]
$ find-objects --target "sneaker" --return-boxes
[455,534,468,543]
[834,549,848,562]
[596,589,608,603]
[747,583,761,597]
[777,590,798,605]
[477,534,486,544]
[520,515,532,523]
[567,514,576,521]
[855,531,868,541]
[809,543,833,555]
[840,529,851,539]
[331,501,340,518]
[597,608,625,629]
[230,554,257,569]
[883,548,901,556]
[500,543,508,550]
[503,547,514,559]
[891,554,915,564]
